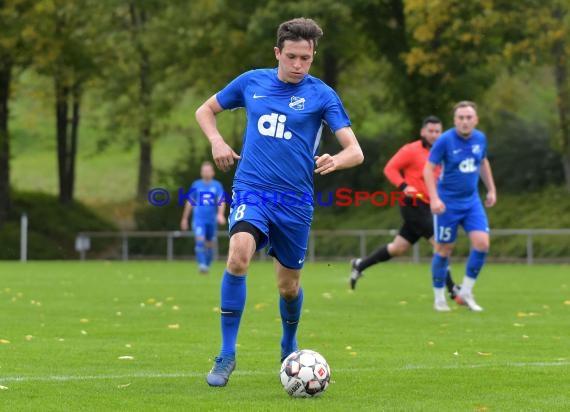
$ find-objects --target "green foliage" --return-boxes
[0,191,116,259]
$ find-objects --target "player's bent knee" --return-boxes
[470,233,490,252]
[472,241,490,252]
[389,242,409,256]
[279,283,300,300]
[226,248,251,274]
[434,243,454,257]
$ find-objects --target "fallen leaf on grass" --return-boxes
[453,351,459,356]
[564,300,570,305]
[117,383,131,389]
[254,303,267,310]
[513,323,525,327]
[118,356,134,360]
[477,351,492,356]
[0,339,10,344]
[25,335,33,341]
[81,330,88,335]
[167,324,180,329]
[0,385,8,390]
[322,292,332,299]
[79,318,89,323]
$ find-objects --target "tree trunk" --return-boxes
[68,82,80,200]
[130,3,153,201]
[552,5,570,192]
[0,60,11,225]
[55,75,81,204]
[55,76,69,203]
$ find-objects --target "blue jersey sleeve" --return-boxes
[428,134,447,165]
[216,71,252,110]
[322,90,351,133]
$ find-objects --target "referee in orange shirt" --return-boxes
[350,116,458,301]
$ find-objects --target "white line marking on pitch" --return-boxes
[1,361,568,383]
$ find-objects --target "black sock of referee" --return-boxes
[357,245,392,271]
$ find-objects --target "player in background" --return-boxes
[350,116,459,303]
[195,18,363,387]
[180,161,226,274]
[424,101,497,312]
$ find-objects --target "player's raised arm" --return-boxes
[314,126,363,175]
[195,95,240,172]
[479,158,497,207]
[423,161,445,214]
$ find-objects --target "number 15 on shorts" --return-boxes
[438,226,452,242]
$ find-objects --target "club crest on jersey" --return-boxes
[472,144,481,154]
[289,96,305,111]
[257,113,292,140]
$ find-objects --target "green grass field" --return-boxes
[1,261,569,411]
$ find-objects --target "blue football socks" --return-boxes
[219,271,246,359]
[431,253,449,288]
[280,288,303,360]
[195,239,207,267]
[466,249,487,280]
[205,246,213,266]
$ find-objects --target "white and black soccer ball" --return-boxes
[279,349,331,397]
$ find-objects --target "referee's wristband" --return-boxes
[398,183,408,191]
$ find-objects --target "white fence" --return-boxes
[75,228,570,264]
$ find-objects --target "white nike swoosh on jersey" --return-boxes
[253,94,267,99]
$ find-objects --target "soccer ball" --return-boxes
[279,349,331,397]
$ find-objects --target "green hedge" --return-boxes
[0,191,116,259]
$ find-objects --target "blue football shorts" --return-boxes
[228,190,313,270]
[192,219,217,241]
[433,199,489,243]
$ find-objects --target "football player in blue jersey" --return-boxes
[424,101,497,312]
[195,18,363,387]
[180,161,226,274]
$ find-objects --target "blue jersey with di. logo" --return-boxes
[428,128,488,208]
[216,68,351,198]
[188,179,224,223]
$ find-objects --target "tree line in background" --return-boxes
[0,0,569,227]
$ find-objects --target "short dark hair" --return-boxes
[422,115,442,127]
[453,101,477,114]
[276,18,323,51]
